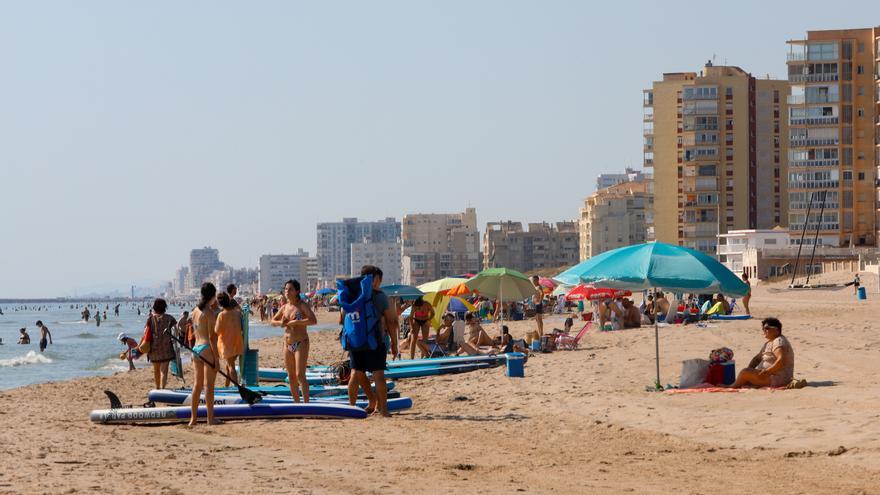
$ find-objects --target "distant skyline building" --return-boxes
[173,266,188,295]
[579,180,653,260]
[258,249,310,295]
[316,217,400,282]
[351,240,402,284]
[644,62,789,255]
[785,27,879,247]
[483,221,579,273]
[186,247,225,291]
[401,208,481,285]
[596,167,647,191]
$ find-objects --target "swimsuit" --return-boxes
[534,303,544,315]
[413,308,430,326]
[39,338,48,352]
[192,343,210,357]
[287,338,309,354]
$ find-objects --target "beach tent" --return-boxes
[553,242,749,389]
[417,292,475,328]
[418,277,470,295]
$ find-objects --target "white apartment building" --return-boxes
[316,217,400,281]
[350,240,402,284]
[259,249,310,294]
[186,247,225,291]
[717,228,791,274]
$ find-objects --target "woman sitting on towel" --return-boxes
[728,317,795,388]
[464,313,495,347]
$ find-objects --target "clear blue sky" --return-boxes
[0,1,871,297]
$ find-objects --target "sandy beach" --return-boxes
[2,278,880,494]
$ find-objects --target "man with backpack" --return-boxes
[342,265,399,417]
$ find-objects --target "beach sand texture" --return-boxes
[1,279,879,494]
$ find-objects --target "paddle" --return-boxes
[164,329,264,405]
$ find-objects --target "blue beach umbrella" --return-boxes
[553,242,749,389]
[380,284,425,301]
[316,288,336,296]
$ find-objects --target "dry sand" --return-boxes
[2,277,880,494]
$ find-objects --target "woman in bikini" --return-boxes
[272,279,316,403]
[407,297,434,359]
[189,283,220,426]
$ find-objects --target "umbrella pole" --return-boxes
[654,287,660,390]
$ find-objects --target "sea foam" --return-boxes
[0,350,53,367]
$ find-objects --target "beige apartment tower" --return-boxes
[483,221,579,273]
[644,63,789,254]
[401,208,481,285]
[578,180,653,260]
[786,27,880,247]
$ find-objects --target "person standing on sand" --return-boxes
[271,280,316,403]
[346,265,399,417]
[741,273,751,315]
[853,273,861,295]
[190,283,220,426]
[530,276,544,337]
[145,298,177,390]
[36,321,52,352]
[215,293,244,388]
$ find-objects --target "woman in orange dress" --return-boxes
[215,292,244,387]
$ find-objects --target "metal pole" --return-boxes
[790,191,814,286]
[654,287,660,390]
[805,190,827,286]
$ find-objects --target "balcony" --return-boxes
[643,158,654,167]
[717,244,746,256]
[643,144,654,153]
[789,116,838,126]
[790,138,839,147]
[787,52,807,62]
[788,73,839,83]
[643,114,654,122]
[788,158,839,167]
[787,94,805,105]
[788,180,839,189]
[789,223,840,232]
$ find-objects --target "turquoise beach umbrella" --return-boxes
[380,284,424,301]
[554,242,749,297]
[553,242,749,390]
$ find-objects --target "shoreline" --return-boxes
[2,280,879,493]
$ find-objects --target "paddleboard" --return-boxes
[710,314,752,320]
[308,354,508,372]
[207,381,395,397]
[90,402,367,424]
[147,389,412,411]
[284,362,492,383]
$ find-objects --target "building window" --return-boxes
[725,87,733,98]
[858,172,865,180]
[856,65,864,74]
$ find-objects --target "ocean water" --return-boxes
[0,303,335,391]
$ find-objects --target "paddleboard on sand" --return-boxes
[710,314,752,320]
[284,362,492,383]
[206,381,395,397]
[91,402,367,424]
[146,389,413,411]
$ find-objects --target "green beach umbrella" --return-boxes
[464,268,540,325]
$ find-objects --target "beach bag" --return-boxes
[337,275,380,352]
[679,359,710,388]
[136,322,152,355]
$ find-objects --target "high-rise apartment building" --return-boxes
[351,240,402,284]
[786,27,879,247]
[644,63,789,255]
[483,221,579,273]
[258,249,310,295]
[173,266,188,294]
[187,247,225,290]
[579,180,654,260]
[316,217,400,281]
[401,208,481,285]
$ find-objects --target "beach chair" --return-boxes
[555,322,591,350]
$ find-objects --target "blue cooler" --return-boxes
[530,340,541,351]
[858,287,866,300]
[243,349,259,386]
[506,352,525,378]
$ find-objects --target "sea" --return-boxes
[0,302,336,391]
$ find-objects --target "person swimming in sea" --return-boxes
[18,328,30,345]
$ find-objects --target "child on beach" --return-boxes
[117,333,143,371]
[190,283,220,426]
[271,279,316,403]
[215,293,244,388]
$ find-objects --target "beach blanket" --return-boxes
[665,382,794,394]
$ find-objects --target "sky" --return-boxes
[0,1,873,297]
